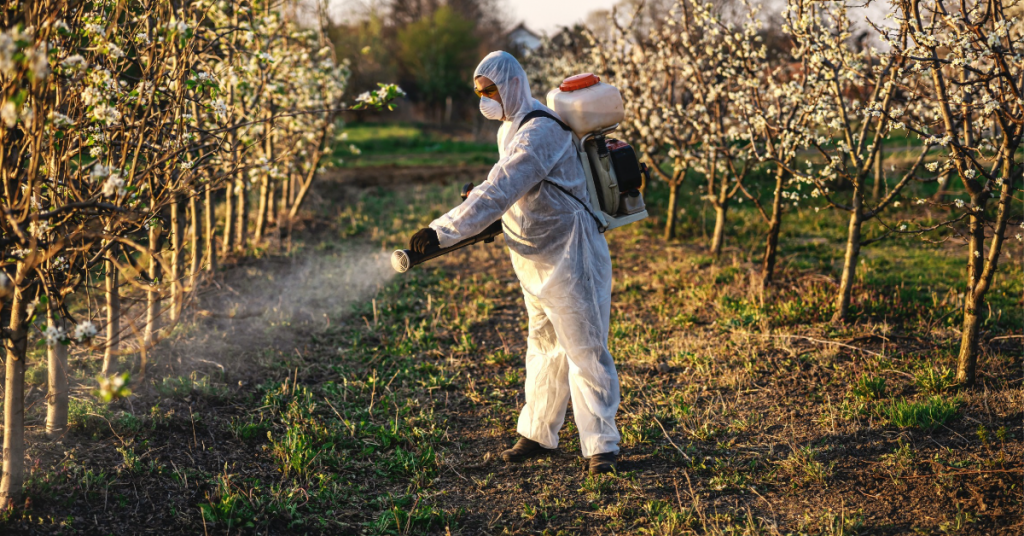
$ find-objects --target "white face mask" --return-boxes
[479,96,504,121]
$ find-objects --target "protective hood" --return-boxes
[474,51,535,142]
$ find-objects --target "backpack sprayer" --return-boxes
[392,73,649,274]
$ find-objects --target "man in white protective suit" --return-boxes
[407,51,621,474]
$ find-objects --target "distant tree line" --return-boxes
[330,0,509,122]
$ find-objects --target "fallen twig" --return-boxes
[745,332,885,358]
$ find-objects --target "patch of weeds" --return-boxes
[707,464,750,491]
[115,441,142,473]
[156,373,224,399]
[879,396,959,430]
[836,397,870,421]
[782,446,835,484]
[939,508,978,534]
[113,411,142,435]
[670,312,698,327]
[230,416,270,441]
[148,404,176,430]
[621,417,658,447]
[200,473,257,531]
[579,473,616,501]
[502,369,522,386]
[671,351,710,374]
[268,423,334,479]
[68,397,110,434]
[486,349,517,366]
[370,494,462,534]
[416,364,457,391]
[851,374,886,400]
[382,447,439,481]
[453,332,477,353]
[639,500,696,535]
[718,295,761,328]
[879,439,915,482]
[814,509,866,536]
[688,422,720,442]
[915,367,955,394]
[25,364,47,386]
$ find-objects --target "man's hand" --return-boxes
[410,228,440,254]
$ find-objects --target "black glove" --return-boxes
[409,228,440,254]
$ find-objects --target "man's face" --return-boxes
[474,76,501,105]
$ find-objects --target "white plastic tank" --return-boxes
[546,73,624,139]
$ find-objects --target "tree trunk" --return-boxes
[0,265,28,505]
[956,175,1011,387]
[664,180,681,241]
[710,202,728,259]
[235,178,247,250]
[45,303,68,440]
[832,189,865,323]
[170,197,182,323]
[222,182,234,253]
[204,186,216,272]
[188,194,200,289]
[762,167,786,286]
[144,222,160,355]
[267,179,276,228]
[102,252,120,376]
[281,174,291,216]
[254,175,269,244]
[872,142,884,201]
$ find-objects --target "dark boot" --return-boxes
[589,452,617,474]
[500,437,553,462]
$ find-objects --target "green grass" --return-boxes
[333,122,498,168]
[851,375,887,400]
[880,396,961,430]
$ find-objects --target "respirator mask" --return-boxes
[479,97,504,121]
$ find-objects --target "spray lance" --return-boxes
[391,183,502,273]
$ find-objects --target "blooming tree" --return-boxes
[0,0,400,504]
[883,0,1023,385]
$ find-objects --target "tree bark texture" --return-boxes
[664,181,681,241]
[45,305,68,440]
[188,194,200,288]
[144,222,160,352]
[204,186,216,272]
[254,175,269,244]
[222,181,234,253]
[170,197,182,322]
[762,167,786,286]
[833,187,865,323]
[1,264,29,504]
[710,202,728,259]
[235,178,247,250]
[956,176,1012,386]
[102,253,120,376]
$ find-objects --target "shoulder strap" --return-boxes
[519,109,572,132]
[515,109,605,231]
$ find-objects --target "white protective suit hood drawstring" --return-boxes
[428,51,621,458]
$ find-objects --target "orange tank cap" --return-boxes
[559,73,601,92]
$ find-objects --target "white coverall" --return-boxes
[429,51,621,457]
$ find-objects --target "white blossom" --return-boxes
[74,321,98,341]
[44,324,65,346]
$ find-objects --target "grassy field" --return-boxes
[2,125,1021,535]
[333,123,499,168]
